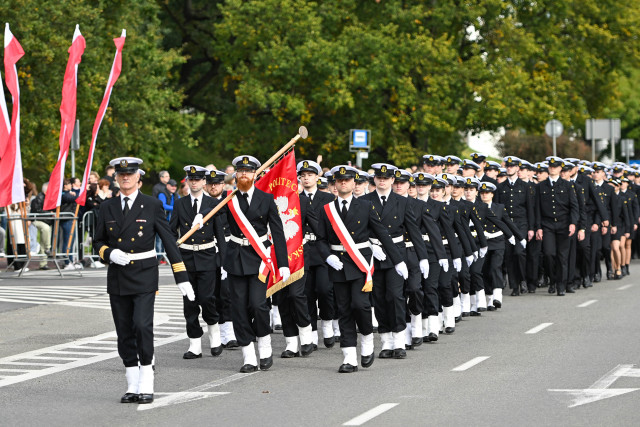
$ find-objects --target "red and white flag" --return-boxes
[76,29,126,206]
[0,23,26,207]
[43,25,86,211]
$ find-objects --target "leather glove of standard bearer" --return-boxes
[326,255,343,271]
[279,267,290,283]
[520,239,527,249]
[395,262,409,279]
[192,213,204,230]
[177,282,196,301]
[438,258,449,272]
[371,244,386,261]
[220,267,227,281]
[419,259,430,279]
[453,258,462,272]
[479,246,488,258]
[508,236,516,245]
[466,255,474,267]
[109,249,131,266]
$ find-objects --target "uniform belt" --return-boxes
[442,239,450,246]
[229,234,268,246]
[303,233,317,243]
[486,230,504,239]
[370,236,404,246]
[180,241,216,251]
[405,241,414,248]
[331,242,371,252]
[128,249,157,261]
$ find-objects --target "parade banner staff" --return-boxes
[93,157,193,404]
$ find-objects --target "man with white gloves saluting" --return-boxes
[93,157,195,405]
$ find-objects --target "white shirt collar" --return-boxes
[508,177,518,185]
[305,187,317,198]
[120,190,138,208]
[240,185,255,204]
[337,194,353,210]
[190,192,205,212]
[376,188,392,202]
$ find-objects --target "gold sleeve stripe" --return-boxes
[172,262,187,273]
[99,246,109,260]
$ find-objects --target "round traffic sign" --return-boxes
[545,119,563,137]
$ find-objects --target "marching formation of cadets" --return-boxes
[94,152,640,403]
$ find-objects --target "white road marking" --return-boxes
[451,356,490,372]
[343,403,399,426]
[617,284,633,290]
[577,300,598,308]
[549,364,640,408]
[525,322,553,334]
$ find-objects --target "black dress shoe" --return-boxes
[183,351,202,359]
[393,348,407,359]
[259,355,273,370]
[548,285,556,294]
[281,350,300,358]
[487,306,496,311]
[520,287,528,294]
[461,312,470,317]
[511,289,519,296]
[557,291,565,296]
[361,353,375,368]
[583,277,593,288]
[138,394,154,404]
[477,307,487,312]
[455,316,462,323]
[211,345,223,357]
[566,287,575,293]
[224,340,239,349]
[493,300,502,309]
[428,332,438,341]
[607,270,614,280]
[240,364,258,373]
[379,349,394,359]
[324,337,335,348]
[411,337,423,348]
[120,393,139,403]
[470,311,481,317]
[300,343,314,357]
[593,273,601,283]
[338,363,358,373]
[444,327,455,334]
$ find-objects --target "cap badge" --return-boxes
[242,157,249,164]
[381,165,387,173]
[303,161,309,168]
[120,159,128,167]
[395,170,401,178]
[418,174,424,180]
[317,179,322,185]
[190,166,196,174]
[340,167,346,174]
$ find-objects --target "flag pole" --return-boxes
[65,203,80,256]
[52,207,60,257]
[176,126,308,245]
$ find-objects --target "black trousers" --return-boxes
[229,273,270,347]
[214,268,232,324]
[567,234,578,286]
[110,291,155,367]
[526,239,542,285]
[591,228,611,276]
[456,258,471,294]
[184,269,219,338]
[421,261,441,317]
[334,277,373,348]
[405,247,424,316]
[469,256,485,294]
[373,265,406,333]
[305,263,335,330]
[436,246,455,308]
[505,225,527,287]
[577,230,592,278]
[542,227,571,292]
[276,272,311,338]
[482,247,505,294]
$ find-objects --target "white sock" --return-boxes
[298,324,313,346]
[380,332,393,350]
[321,320,334,339]
[427,315,439,336]
[494,288,503,303]
[188,338,202,355]
[443,306,455,328]
[405,323,413,346]
[422,318,429,337]
[312,329,319,345]
[476,289,487,309]
[470,294,478,312]
[226,322,237,341]
[284,336,299,353]
[271,306,281,326]
[411,314,422,338]
[257,335,272,359]
[438,312,444,332]
[393,330,405,349]
[138,365,154,394]
[461,293,470,313]
[207,323,221,348]
[125,366,139,394]
[371,307,378,327]
[486,293,494,307]
[219,322,228,345]
[342,347,357,366]
[453,296,461,317]
[360,333,373,357]
[242,343,257,366]
[333,319,341,337]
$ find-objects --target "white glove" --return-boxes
[466,255,474,267]
[395,262,409,280]
[520,239,527,249]
[192,213,204,230]
[109,249,130,266]
[371,244,386,261]
[178,282,196,301]
[326,254,343,271]
[508,236,516,245]
[419,259,430,279]
[279,267,290,283]
[473,251,479,262]
[453,258,462,272]
[438,258,449,272]
[220,267,227,281]
[479,246,488,258]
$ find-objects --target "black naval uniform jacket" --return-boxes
[222,188,289,277]
[407,197,447,262]
[535,178,579,231]
[299,193,325,266]
[303,190,335,267]
[214,194,231,268]
[169,194,228,272]
[361,191,429,268]
[576,173,609,228]
[594,180,618,228]
[570,180,588,232]
[496,178,535,231]
[457,199,489,249]
[480,201,523,251]
[446,198,476,256]
[94,193,189,295]
[317,197,402,283]
[426,198,463,260]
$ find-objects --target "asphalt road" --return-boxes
[0,262,639,426]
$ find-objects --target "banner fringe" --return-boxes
[266,268,304,297]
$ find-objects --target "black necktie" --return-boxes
[307,192,313,202]
[341,200,348,220]
[192,198,198,215]
[381,195,386,207]
[239,192,249,213]
[123,197,130,217]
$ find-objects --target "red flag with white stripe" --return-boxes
[75,29,126,206]
[0,23,25,207]
[43,25,86,211]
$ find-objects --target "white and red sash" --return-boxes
[324,202,374,288]
[228,191,276,283]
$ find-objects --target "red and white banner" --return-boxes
[255,151,304,296]
[76,29,126,206]
[43,25,86,211]
[0,24,25,207]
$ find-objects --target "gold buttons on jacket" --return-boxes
[117,238,122,242]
